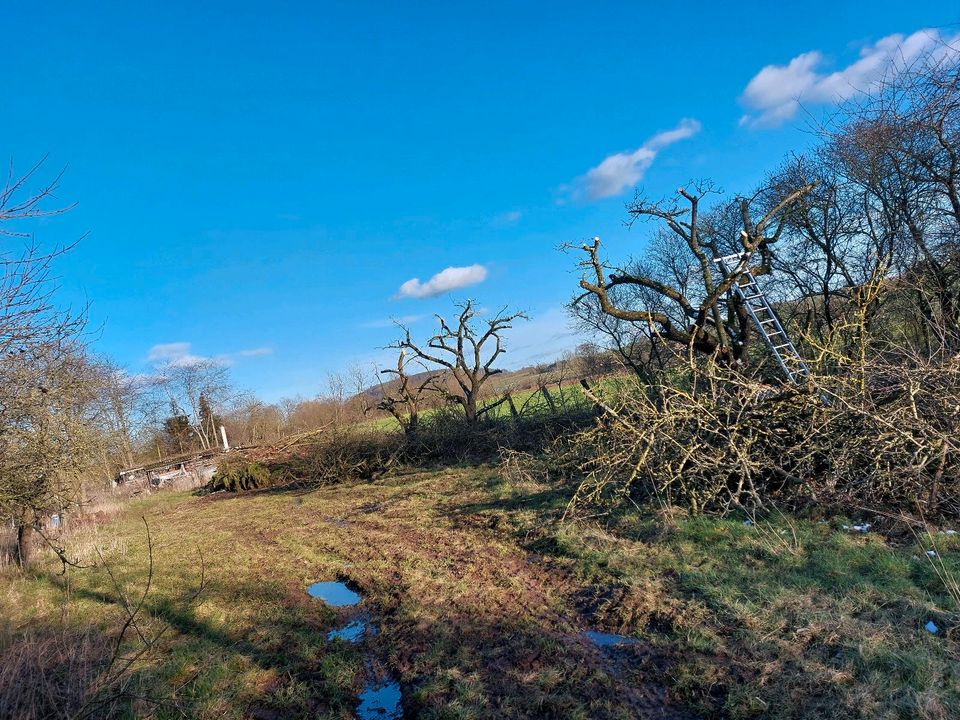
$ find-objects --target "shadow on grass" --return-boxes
[0,627,116,720]
[8,567,707,720]
[28,574,360,719]
[381,607,700,720]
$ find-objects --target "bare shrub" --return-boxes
[0,630,115,720]
[260,427,404,485]
[239,395,597,488]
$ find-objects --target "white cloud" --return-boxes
[395,264,488,299]
[741,28,960,127]
[569,119,701,201]
[113,369,164,390]
[147,342,190,362]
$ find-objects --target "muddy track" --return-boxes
[254,475,703,719]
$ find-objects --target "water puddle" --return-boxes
[307,581,361,607]
[308,579,401,717]
[327,619,368,642]
[585,630,641,647]
[357,679,402,719]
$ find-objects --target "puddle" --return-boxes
[585,630,641,647]
[309,580,399,717]
[328,619,368,642]
[356,679,402,719]
[307,581,361,607]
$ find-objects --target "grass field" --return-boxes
[358,378,592,432]
[2,468,958,719]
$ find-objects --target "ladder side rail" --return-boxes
[730,274,802,383]
[714,256,810,383]
[748,289,810,380]
[751,284,810,383]
[751,287,811,377]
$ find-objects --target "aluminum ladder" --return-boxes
[714,253,810,384]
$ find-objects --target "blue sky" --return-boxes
[5,1,957,400]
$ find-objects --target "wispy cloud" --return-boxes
[362,314,425,329]
[740,28,960,127]
[147,342,273,368]
[507,307,582,366]
[491,209,523,227]
[113,369,165,389]
[237,347,274,357]
[147,342,208,368]
[567,119,701,201]
[395,264,488,299]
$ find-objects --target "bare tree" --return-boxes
[826,58,960,351]
[574,181,815,368]
[567,295,666,381]
[0,159,95,567]
[392,300,528,425]
[325,371,347,427]
[377,349,435,435]
[346,362,377,422]
[282,396,337,434]
[155,360,231,451]
[732,58,960,362]
[90,361,164,469]
[1,159,83,359]
[0,344,103,566]
[222,397,284,446]
[750,153,900,372]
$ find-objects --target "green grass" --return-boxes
[2,469,957,719]
[358,378,596,431]
[444,474,960,718]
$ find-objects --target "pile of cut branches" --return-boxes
[509,352,960,520]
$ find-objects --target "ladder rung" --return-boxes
[714,251,809,388]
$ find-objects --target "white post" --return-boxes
[220,424,230,451]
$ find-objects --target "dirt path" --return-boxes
[188,470,699,719]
